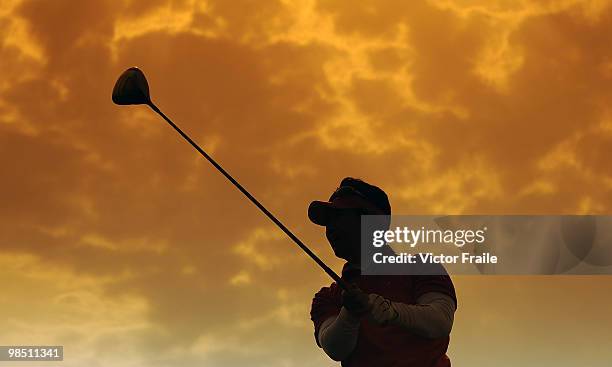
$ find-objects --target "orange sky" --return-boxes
[1,0,612,366]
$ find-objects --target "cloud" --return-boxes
[1,0,612,365]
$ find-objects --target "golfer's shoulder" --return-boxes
[410,272,458,308]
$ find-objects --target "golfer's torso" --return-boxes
[342,274,451,367]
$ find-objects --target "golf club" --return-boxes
[112,67,349,291]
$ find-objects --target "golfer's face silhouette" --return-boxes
[325,196,365,264]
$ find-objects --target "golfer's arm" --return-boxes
[390,292,456,339]
[317,308,360,361]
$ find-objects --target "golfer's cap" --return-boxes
[308,177,391,226]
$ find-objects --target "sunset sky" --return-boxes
[1,0,612,366]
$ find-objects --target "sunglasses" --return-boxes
[322,207,372,226]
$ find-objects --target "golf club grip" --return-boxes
[147,102,350,291]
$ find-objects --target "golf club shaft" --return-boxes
[147,102,349,291]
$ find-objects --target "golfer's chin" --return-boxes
[330,242,360,265]
[343,255,360,266]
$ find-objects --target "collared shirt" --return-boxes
[310,262,457,367]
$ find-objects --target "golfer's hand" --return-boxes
[367,294,399,326]
[341,284,371,317]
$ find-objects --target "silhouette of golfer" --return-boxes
[309,178,457,366]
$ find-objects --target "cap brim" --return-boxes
[308,201,333,226]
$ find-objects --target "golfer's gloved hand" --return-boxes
[341,283,371,317]
[367,294,399,326]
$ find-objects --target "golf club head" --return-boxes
[112,67,151,105]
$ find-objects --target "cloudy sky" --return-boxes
[1,0,611,366]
